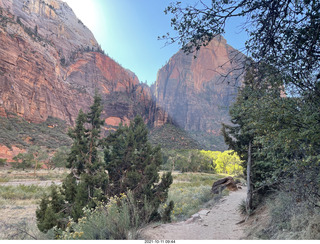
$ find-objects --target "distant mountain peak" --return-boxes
[154,35,245,133]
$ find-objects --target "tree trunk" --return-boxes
[34,160,38,177]
[246,141,253,213]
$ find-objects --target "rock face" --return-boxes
[211,176,239,194]
[154,36,245,135]
[0,0,166,128]
[0,145,25,162]
[0,0,245,160]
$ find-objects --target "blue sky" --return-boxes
[64,0,248,85]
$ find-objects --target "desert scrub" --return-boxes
[254,191,320,240]
[0,185,49,200]
[163,173,228,221]
[58,191,154,240]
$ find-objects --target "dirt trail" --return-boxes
[141,187,247,240]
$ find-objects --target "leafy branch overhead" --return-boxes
[163,0,320,93]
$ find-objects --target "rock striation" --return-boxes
[0,0,246,160]
[0,0,167,129]
[154,36,245,135]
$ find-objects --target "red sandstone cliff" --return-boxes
[0,0,166,128]
[154,36,245,134]
[0,0,245,160]
[0,0,169,160]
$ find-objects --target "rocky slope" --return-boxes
[0,0,245,160]
[0,0,169,160]
[0,0,167,128]
[154,36,245,138]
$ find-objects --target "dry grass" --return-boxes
[0,168,68,239]
[162,172,229,221]
[0,168,69,182]
[0,199,38,239]
[243,191,320,240]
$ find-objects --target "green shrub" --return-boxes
[0,158,7,167]
[58,191,154,240]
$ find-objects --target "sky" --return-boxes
[63,0,248,85]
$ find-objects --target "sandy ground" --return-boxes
[141,187,247,240]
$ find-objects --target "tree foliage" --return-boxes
[36,94,172,234]
[104,116,173,221]
[12,146,49,171]
[164,0,320,211]
[163,0,320,93]
[223,63,320,207]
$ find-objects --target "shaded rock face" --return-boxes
[0,0,166,128]
[154,36,245,135]
[211,176,239,194]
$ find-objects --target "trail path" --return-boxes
[141,187,247,240]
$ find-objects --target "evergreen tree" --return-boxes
[37,95,172,234]
[104,116,173,221]
[37,93,108,232]
[36,185,65,232]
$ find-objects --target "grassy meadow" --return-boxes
[0,169,233,239]
[164,172,229,221]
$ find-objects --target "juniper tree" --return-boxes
[37,96,173,233]
[64,92,108,218]
[104,116,173,221]
[37,93,108,232]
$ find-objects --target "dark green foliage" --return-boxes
[37,93,108,233]
[0,158,7,167]
[222,64,288,187]
[62,173,77,203]
[223,62,320,208]
[36,185,65,233]
[104,116,173,221]
[162,200,174,223]
[37,94,172,235]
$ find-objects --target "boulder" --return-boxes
[211,176,238,194]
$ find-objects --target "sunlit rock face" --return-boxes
[0,0,167,128]
[0,0,245,159]
[154,36,245,135]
